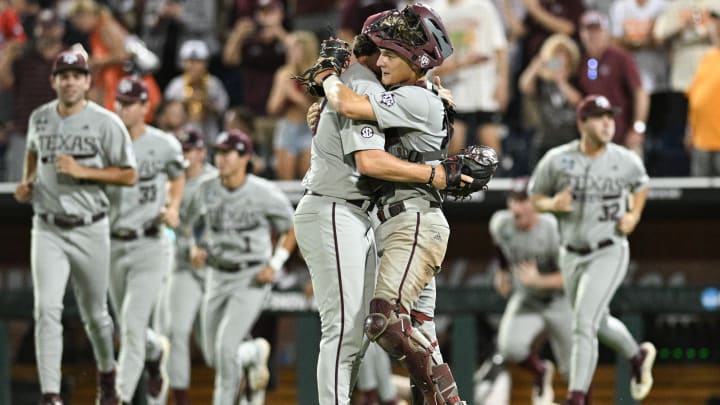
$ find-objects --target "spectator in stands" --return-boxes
[0,8,55,182]
[165,39,229,147]
[433,0,509,157]
[685,9,720,176]
[519,33,582,166]
[610,0,669,95]
[154,99,189,137]
[653,0,720,158]
[577,10,649,156]
[266,30,317,180]
[141,0,219,89]
[223,0,288,150]
[68,0,130,109]
[337,0,396,44]
[521,0,585,68]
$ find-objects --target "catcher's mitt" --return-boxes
[293,38,351,97]
[441,145,499,198]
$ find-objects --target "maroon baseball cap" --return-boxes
[178,128,205,151]
[214,129,254,155]
[115,76,148,103]
[576,95,620,120]
[52,50,90,75]
[580,10,609,29]
[508,177,530,200]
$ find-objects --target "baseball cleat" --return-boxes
[630,341,656,400]
[145,334,170,404]
[248,337,271,392]
[96,369,120,405]
[532,360,555,405]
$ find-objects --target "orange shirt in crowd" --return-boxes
[687,48,720,151]
[0,7,26,44]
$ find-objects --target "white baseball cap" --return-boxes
[179,40,210,61]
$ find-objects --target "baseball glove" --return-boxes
[294,38,351,97]
[441,145,499,199]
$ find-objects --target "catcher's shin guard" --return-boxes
[365,298,444,405]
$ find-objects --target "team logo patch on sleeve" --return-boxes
[360,126,375,138]
[380,92,395,107]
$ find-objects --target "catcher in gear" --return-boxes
[306,5,497,405]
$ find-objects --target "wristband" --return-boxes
[427,166,436,185]
[322,74,342,99]
[268,246,290,273]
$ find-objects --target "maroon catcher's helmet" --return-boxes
[365,4,453,71]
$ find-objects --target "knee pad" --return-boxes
[364,298,443,405]
[432,363,462,405]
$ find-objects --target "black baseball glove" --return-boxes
[441,145,499,199]
[293,38,351,97]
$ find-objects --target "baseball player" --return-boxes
[186,129,296,405]
[105,76,186,404]
[316,5,469,404]
[161,128,217,405]
[294,12,467,404]
[14,49,137,405]
[529,95,656,405]
[490,178,573,405]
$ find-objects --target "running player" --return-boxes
[106,76,185,405]
[14,49,137,405]
[187,129,296,405]
[490,177,572,405]
[529,95,656,405]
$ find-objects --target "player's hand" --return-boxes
[431,164,473,190]
[552,186,573,212]
[434,77,455,109]
[162,205,180,228]
[617,212,640,235]
[306,101,321,130]
[493,270,512,298]
[190,246,207,269]
[14,181,33,203]
[55,155,86,179]
[303,279,314,298]
[516,261,542,288]
[255,265,275,285]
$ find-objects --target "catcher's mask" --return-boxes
[365,4,453,72]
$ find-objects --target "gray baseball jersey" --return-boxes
[187,174,294,264]
[188,174,294,404]
[489,209,572,375]
[529,140,649,246]
[368,85,448,205]
[105,126,184,401]
[107,126,185,231]
[489,210,560,298]
[529,140,649,392]
[26,99,135,395]
[27,100,136,216]
[302,63,387,200]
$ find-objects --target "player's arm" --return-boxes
[516,261,564,290]
[257,227,297,285]
[493,246,512,298]
[14,150,37,202]
[320,74,376,121]
[163,174,185,228]
[55,155,137,185]
[531,186,573,213]
[617,186,648,235]
[354,150,449,189]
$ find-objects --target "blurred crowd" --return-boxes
[1,0,719,182]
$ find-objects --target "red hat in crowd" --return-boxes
[214,129,254,155]
[52,50,90,75]
[576,95,620,121]
[115,76,149,103]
